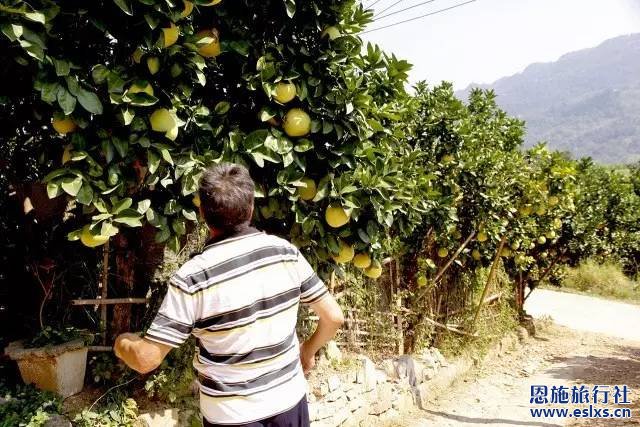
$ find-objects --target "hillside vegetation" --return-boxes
[458,34,640,164]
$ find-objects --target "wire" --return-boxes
[374,0,404,17]
[365,0,387,9]
[374,0,438,20]
[362,0,478,34]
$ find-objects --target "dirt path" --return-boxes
[408,290,640,427]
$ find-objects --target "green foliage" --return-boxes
[566,160,640,276]
[73,398,138,427]
[561,260,639,302]
[24,326,89,348]
[0,383,61,427]
[144,339,196,404]
[0,0,420,271]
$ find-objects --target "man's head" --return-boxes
[198,163,254,233]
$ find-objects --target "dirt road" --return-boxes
[410,290,640,426]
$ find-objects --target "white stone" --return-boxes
[325,340,342,362]
[327,374,342,392]
[381,359,397,379]
[355,356,377,391]
[431,347,447,366]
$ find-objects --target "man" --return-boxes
[114,163,344,426]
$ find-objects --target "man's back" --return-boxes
[145,227,327,424]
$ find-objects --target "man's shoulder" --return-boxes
[170,232,298,290]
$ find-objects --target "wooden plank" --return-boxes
[71,298,148,306]
[88,346,113,352]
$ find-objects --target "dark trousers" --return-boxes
[203,396,310,427]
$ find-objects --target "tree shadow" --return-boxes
[543,343,639,426]
[420,409,562,426]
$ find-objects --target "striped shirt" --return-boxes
[145,226,327,425]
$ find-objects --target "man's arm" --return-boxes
[300,293,344,375]
[114,333,172,374]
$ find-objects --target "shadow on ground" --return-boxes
[544,343,639,426]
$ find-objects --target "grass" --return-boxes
[560,260,640,303]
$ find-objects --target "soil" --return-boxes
[403,289,640,426]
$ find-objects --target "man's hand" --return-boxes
[299,342,316,376]
[114,333,172,374]
[299,293,344,376]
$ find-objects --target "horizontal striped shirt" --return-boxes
[145,227,327,425]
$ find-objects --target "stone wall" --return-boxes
[307,345,449,427]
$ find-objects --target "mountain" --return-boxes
[456,34,640,164]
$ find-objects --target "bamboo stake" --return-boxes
[471,235,506,331]
[436,293,502,319]
[101,240,110,345]
[414,231,476,304]
[422,315,478,337]
[433,231,476,284]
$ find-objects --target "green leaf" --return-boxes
[102,140,115,163]
[65,76,80,96]
[76,88,103,114]
[77,184,94,205]
[121,107,135,125]
[126,93,158,107]
[40,82,60,103]
[195,70,206,86]
[357,229,371,244]
[284,0,296,18]
[148,150,160,174]
[112,198,133,214]
[61,176,83,197]
[294,139,313,152]
[144,13,159,29]
[229,40,250,56]
[46,181,62,199]
[243,129,269,150]
[172,218,186,235]
[113,0,133,15]
[24,11,46,24]
[312,175,331,202]
[1,24,23,41]
[57,88,76,115]
[160,148,173,165]
[91,65,110,84]
[114,215,143,227]
[137,199,151,214]
[259,108,275,122]
[182,209,197,221]
[214,101,230,115]
[19,40,43,61]
[52,58,70,76]
[155,227,171,243]
[112,138,129,158]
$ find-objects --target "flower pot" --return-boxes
[5,339,87,398]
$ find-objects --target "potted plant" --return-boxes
[5,327,90,398]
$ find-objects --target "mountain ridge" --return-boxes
[456,33,640,164]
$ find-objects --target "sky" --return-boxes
[362,0,640,89]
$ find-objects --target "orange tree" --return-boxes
[0,0,429,326]
[398,85,579,350]
[565,160,640,277]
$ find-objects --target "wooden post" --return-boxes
[101,240,109,345]
[471,235,506,331]
[394,259,404,355]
